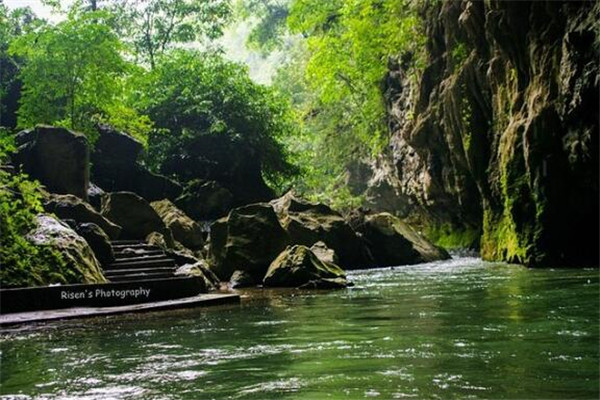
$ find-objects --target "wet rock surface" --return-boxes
[26,215,106,284]
[263,245,349,288]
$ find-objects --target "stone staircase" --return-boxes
[103,240,179,282]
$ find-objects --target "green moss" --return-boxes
[0,132,72,288]
[426,223,480,250]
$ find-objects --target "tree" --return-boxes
[133,49,298,183]
[9,7,149,141]
[118,0,231,68]
[0,5,44,127]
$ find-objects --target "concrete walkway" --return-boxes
[0,293,240,327]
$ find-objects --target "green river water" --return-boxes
[1,257,598,399]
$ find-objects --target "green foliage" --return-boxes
[287,0,423,154]
[133,49,298,182]
[9,7,149,142]
[115,0,231,68]
[235,0,291,54]
[0,5,45,127]
[426,223,480,250]
[263,0,424,208]
[0,132,72,288]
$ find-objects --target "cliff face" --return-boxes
[385,0,599,267]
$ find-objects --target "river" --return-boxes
[1,257,598,399]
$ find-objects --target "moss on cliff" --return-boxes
[385,0,598,267]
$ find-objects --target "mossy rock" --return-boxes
[263,245,349,288]
[26,214,106,285]
[362,213,450,266]
[207,203,289,280]
[151,199,204,250]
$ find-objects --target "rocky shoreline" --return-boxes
[2,125,449,292]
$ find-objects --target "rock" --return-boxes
[94,124,143,164]
[75,222,114,265]
[26,215,106,284]
[44,194,121,239]
[175,260,220,291]
[310,241,338,264]
[146,231,175,250]
[13,125,89,200]
[229,270,256,288]
[91,125,182,201]
[160,134,274,207]
[101,191,171,241]
[167,241,202,264]
[298,277,350,289]
[361,213,450,266]
[175,180,234,221]
[207,203,289,280]
[271,192,372,269]
[263,245,349,288]
[151,199,204,250]
[87,183,105,211]
[383,1,599,266]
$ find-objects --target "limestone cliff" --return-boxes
[385,0,598,267]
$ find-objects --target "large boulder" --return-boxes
[94,124,143,164]
[26,215,106,284]
[151,199,204,250]
[263,245,349,288]
[75,222,114,265]
[361,213,450,266]
[44,194,121,239]
[175,180,234,221]
[101,192,171,241]
[270,193,373,269]
[174,260,218,291]
[229,270,256,288]
[207,203,289,280]
[13,126,89,200]
[91,125,182,201]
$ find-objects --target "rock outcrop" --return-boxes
[151,199,204,250]
[229,270,256,288]
[101,191,172,242]
[360,213,450,266]
[91,125,182,201]
[75,222,114,265]
[26,215,106,284]
[263,245,349,288]
[383,0,599,266]
[207,203,289,280]
[271,193,372,269]
[44,194,121,239]
[13,126,89,200]
[175,260,220,291]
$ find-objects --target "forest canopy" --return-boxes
[1,0,423,208]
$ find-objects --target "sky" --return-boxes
[3,0,280,84]
[4,0,69,21]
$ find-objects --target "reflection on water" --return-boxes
[1,257,598,399]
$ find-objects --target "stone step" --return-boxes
[105,259,176,270]
[104,267,176,276]
[111,254,171,264]
[107,272,176,282]
[110,240,144,245]
[112,244,162,251]
[113,250,165,259]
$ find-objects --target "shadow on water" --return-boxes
[1,257,598,399]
